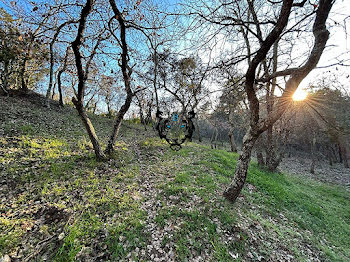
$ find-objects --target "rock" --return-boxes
[75,246,92,258]
[0,255,11,262]
[119,235,126,242]
[247,252,254,258]
[58,232,65,240]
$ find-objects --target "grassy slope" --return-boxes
[0,95,349,262]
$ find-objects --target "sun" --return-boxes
[292,89,308,101]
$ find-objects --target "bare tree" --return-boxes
[194,0,336,202]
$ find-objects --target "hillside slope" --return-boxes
[1,94,350,262]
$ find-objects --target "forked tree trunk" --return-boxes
[223,128,259,202]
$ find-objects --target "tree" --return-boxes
[189,0,335,202]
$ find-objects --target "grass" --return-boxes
[1,95,350,261]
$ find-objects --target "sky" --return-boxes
[300,0,350,93]
[1,0,350,113]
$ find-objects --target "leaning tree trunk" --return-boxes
[105,0,134,155]
[105,95,133,154]
[72,99,105,160]
[223,128,259,202]
[71,0,106,160]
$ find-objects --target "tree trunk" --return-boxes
[194,119,202,142]
[222,0,333,202]
[145,101,152,125]
[57,71,64,107]
[265,126,274,169]
[310,137,316,174]
[255,137,265,167]
[339,143,349,168]
[223,128,259,202]
[105,94,133,154]
[52,82,56,99]
[328,146,333,166]
[139,105,147,131]
[72,99,105,160]
[228,129,237,153]
[46,41,55,107]
[256,149,265,167]
[106,0,134,155]
[71,0,105,160]
[1,61,9,95]
[211,128,218,149]
[57,48,68,107]
[20,56,28,91]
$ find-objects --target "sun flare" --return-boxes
[292,89,308,101]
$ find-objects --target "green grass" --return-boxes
[1,96,350,261]
[246,163,350,261]
[201,149,350,261]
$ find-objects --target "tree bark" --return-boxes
[73,99,105,159]
[223,128,259,201]
[46,21,76,107]
[57,49,68,107]
[105,0,134,155]
[256,149,265,167]
[194,119,202,142]
[228,130,237,153]
[20,56,28,91]
[223,0,333,202]
[105,95,133,154]
[1,61,9,95]
[71,0,106,160]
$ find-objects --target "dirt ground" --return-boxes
[279,156,350,189]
